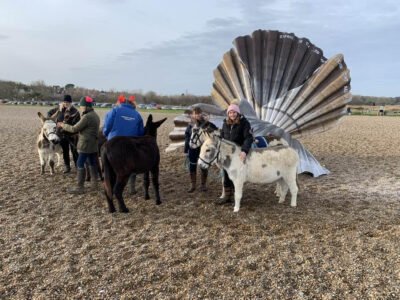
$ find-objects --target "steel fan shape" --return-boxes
[166,29,352,177]
[211,29,351,138]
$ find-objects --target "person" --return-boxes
[216,101,253,205]
[184,107,217,193]
[378,105,385,116]
[103,95,144,140]
[103,94,144,194]
[47,95,80,173]
[57,96,100,194]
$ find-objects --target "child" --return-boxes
[184,107,217,193]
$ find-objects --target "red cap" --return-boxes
[85,96,93,103]
[128,95,136,103]
[117,95,126,104]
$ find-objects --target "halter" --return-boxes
[43,120,59,141]
[198,137,221,168]
[190,126,204,147]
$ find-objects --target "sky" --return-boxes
[0,0,399,97]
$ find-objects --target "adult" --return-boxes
[103,95,144,140]
[47,94,80,173]
[103,95,144,194]
[184,107,217,193]
[57,96,100,194]
[378,105,385,116]
[216,101,253,204]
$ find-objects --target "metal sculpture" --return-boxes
[167,30,351,177]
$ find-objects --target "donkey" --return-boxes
[37,112,63,174]
[198,132,299,212]
[190,126,286,199]
[101,115,167,213]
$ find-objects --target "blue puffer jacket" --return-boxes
[103,103,145,140]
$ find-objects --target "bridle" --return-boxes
[198,137,221,168]
[189,126,204,147]
[43,120,59,142]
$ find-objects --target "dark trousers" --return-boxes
[188,148,201,173]
[60,138,78,167]
[223,170,234,188]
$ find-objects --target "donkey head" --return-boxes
[198,132,220,169]
[38,112,61,144]
[144,114,167,138]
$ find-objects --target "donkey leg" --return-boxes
[143,172,150,200]
[232,181,244,213]
[39,152,45,174]
[104,190,116,213]
[219,177,225,199]
[275,179,283,199]
[49,159,55,175]
[286,173,298,207]
[114,176,129,213]
[278,180,289,204]
[151,168,161,205]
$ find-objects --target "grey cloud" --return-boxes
[206,17,242,28]
[0,34,9,40]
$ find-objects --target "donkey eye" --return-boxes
[206,149,211,152]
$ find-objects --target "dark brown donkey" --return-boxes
[101,114,167,213]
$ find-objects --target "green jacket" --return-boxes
[62,108,100,153]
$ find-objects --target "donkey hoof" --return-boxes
[108,207,116,213]
[120,208,129,213]
[145,195,150,200]
[233,207,240,213]
[156,201,161,205]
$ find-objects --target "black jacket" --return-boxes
[48,105,81,137]
[221,115,253,154]
[184,119,217,153]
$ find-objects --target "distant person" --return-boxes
[103,94,144,194]
[347,107,352,116]
[184,107,217,193]
[378,105,385,116]
[57,96,101,194]
[47,94,80,173]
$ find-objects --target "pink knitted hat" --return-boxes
[227,104,240,114]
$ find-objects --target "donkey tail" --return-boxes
[101,147,115,201]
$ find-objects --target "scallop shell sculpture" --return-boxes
[167,29,351,177]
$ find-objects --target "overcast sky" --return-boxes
[0,0,399,97]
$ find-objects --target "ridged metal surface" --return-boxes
[167,30,351,177]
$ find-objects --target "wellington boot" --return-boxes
[187,173,196,193]
[68,168,85,194]
[89,165,99,191]
[63,165,71,174]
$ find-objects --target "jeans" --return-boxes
[77,152,97,169]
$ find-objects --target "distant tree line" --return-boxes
[0,80,213,106]
[350,95,400,105]
[1,79,398,106]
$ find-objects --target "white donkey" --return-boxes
[190,125,287,199]
[198,132,299,212]
[37,112,63,174]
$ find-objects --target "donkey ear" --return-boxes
[37,112,46,123]
[154,117,167,128]
[214,129,222,138]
